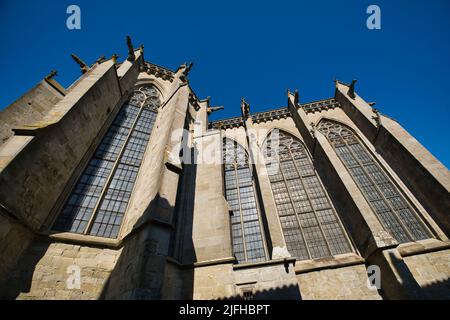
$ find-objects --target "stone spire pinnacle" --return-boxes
[294,89,299,105]
[183,62,194,76]
[347,79,357,99]
[70,54,89,74]
[179,62,194,82]
[241,97,250,119]
[126,35,136,62]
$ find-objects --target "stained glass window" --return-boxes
[263,130,353,261]
[223,138,268,264]
[317,120,432,243]
[53,85,161,238]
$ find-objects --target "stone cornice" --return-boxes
[141,61,175,82]
[209,116,244,130]
[301,98,340,113]
[251,108,290,123]
[209,98,341,129]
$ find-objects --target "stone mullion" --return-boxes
[338,134,414,242]
[248,165,270,262]
[277,156,313,260]
[84,101,145,235]
[245,135,270,262]
[233,162,249,263]
[350,139,434,238]
[297,147,356,255]
[288,149,333,257]
[314,166,357,254]
[115,109,159,239]
[173,165,189,261]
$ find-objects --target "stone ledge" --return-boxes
[45,215,175,250]
[233,257,296,270]
[398,239,450,258]
[294,253,365,274]
[48,232,120,249]
[194,257,236,268]
[166,256,236,269]
[12,125,51,136]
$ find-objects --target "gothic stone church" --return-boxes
[0,42,449,300]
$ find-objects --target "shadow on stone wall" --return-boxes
[251,163,273,257]
[380,251,450,299]
[169,161,198,298]
[368,250,438,300]
[100,147,198,299]
[2,141,448,300]
[0,238,50,299]
[218,283,302,300]
[421,278,450,300]
[0,146,199,300]
[98,193,174,299]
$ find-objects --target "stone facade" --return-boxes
[297,264,382,300]
[0,42,449,300]
[0,241,120,299]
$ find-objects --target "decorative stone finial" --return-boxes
[347,79,357,99]
[241,98,250,119]
[126,35,136,61]
[310,122,316,138]
[111,53,119,64]
[188,93,200,111]
[179,62,194,82]
[184,62,193,76]
[70,54,89,74]
[294,89,299,106]
[372,108,381,128]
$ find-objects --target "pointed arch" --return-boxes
[317,119,433,242]
[262,129,353,261]
[134,78,167,101]
[259,126,305,147]
[222,138,268,264]
[53,85,161,238]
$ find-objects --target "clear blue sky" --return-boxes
[0,0,449,167]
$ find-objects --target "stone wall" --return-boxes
[233,262,301,299]
[297,264,382,300]
[0,62,122,230]
[101,230,171,299]
[0,213,34,284]
[375,121,450,236]
[0,80,64,147]
[193,264,235,300]
[0,49,449,301]
[334,82,450,237]
[161,262,184,299]
[192,261,301,300]
[0,240,120,300]
[403,249,450,299]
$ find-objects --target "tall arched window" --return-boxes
[263,130,353,261]
[53,85,161,238]
[317,120,432,243]
[223,138,268,264]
